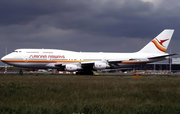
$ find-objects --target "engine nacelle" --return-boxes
[65,64,81,72]
[93,62,109,70]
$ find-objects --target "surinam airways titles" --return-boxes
[29,55,65,59]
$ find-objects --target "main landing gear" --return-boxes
[19,69,23,75]
[76,70,94,75]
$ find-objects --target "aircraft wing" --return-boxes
[46,61,94,70]
[46,63,63,68]
[107,59,123,63]
[48,58,144,69]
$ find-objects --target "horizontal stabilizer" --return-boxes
[148,53,178,59]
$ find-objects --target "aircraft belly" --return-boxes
[6,62,48,68]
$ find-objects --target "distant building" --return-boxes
[133,64,180,71]
[172,58,180,64]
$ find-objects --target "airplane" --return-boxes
[1,29,177,75]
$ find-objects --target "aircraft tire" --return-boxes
[76,72,80,75]
[76,70,93,75]
[19,69,23,75]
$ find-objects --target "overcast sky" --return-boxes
[0,0,180,65]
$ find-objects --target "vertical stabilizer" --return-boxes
[138,29,174,54]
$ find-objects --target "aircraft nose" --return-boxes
[1,55,8,62]
[1,56,5,61]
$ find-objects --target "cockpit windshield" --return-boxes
[14,50,22,53]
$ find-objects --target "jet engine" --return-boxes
[65,64,81,72]
[93,62,110,70]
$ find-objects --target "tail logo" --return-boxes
[152,38,169,52]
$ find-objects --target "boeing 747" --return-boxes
[1,29,177,75]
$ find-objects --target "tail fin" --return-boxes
[138,29,174,54]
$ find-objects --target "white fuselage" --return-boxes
[1,49,167,69]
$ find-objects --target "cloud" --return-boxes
[1,0,179,38]
[0,0,180,65]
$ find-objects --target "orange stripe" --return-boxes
[1,60,87,63]
[152,39,166,52]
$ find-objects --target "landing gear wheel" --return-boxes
[19,69,23,75]
[76,72,80,75]
[76,70,94,75]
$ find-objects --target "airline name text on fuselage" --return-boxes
[29,55,65,59]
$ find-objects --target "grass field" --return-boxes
[0,74,180,114]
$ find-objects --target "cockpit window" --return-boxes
[14,50,22,53]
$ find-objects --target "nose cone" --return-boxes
[1,54,10,63]
[1,56,6,62]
